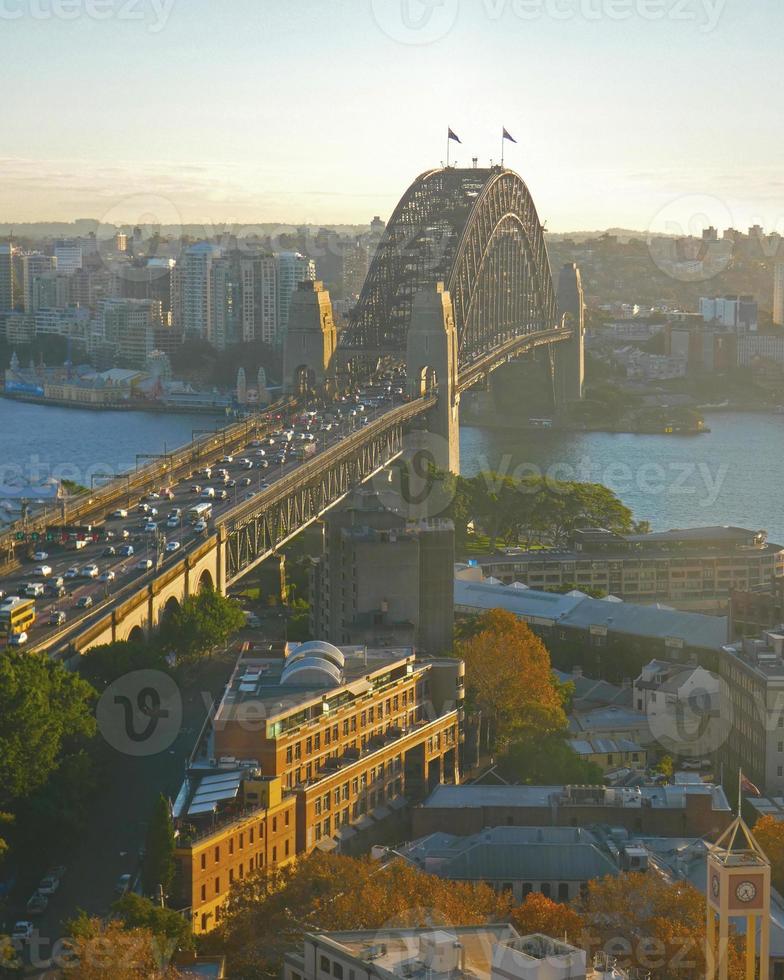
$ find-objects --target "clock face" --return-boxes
[712,875,720,897]
[736,880,757,903]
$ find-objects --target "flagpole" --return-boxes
[501,128,504,168]
[446,129,450,168]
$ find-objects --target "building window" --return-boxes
[215,877,220,895]
[285,839,290,856]
[200,884,206,901]
[333,963,344,979]
[229,869,234,884]
[214,846,220,862]
[286,746,293,763]
[306,737,313,754]
[229,839,234,855]
[541,883,551,898]
[285,810,290,826]
[273,817,278,833]
[558,883,569,901]
[320,957,331,973]
[200,854,206,870]
[295,743,301,760]
[272,846,277,862]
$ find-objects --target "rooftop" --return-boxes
[419,782,731,813]
[455,578,728,651]
[397,826,620,883]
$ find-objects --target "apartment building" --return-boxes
[471,526,783,607]
[173,772,296,935]
[718,629,784,795]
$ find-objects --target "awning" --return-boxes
[316,836,338,852]
[371,805,391,821]
[388,795,409,811]
[355,814,374,831]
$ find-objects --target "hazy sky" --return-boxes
[2,0,782,232]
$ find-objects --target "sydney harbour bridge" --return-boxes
[13,165,585,659]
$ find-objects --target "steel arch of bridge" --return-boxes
[342,167,559,364]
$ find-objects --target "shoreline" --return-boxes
[460,411,710,435]
[0,391,235,417]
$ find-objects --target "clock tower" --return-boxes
[706,808,771,980]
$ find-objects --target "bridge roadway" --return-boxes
[8,323,573,661]
[0,399,295,571]
[17,396,433,660]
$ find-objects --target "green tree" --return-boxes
[113,893,193,952]
[0,652,95,809]
[79,639,169,691]
[141,795,176,899]
[497,734,605,785]
[158,589,245,661]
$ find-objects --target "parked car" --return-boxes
[26,892,48,916]
[11,921,34,942]
[37,875,60,896]
[75,596,94,609]
[49,610,67,626]
[115,873,132,896]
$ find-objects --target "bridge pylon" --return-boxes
[553,262,585,408]
[282,280,337,397]
[406,283,460,474]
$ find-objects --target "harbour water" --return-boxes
[2,398,782,543]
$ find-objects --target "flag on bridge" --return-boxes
[502,127,517,143]
[448,128,461,143]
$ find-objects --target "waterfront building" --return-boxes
[310,490,455,654]
[468,526,783,608]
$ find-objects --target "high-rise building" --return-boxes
[53,240,83,275]
[22,253,57,312]
[0,243,14,311]
[342,239,369,300]
[276,251,316,346]
[30,272,70,312]
[310,489,455,654]
[700,295,758,333]
[181,242,222,341]
[773,263,784,327]
[102,298,163,367]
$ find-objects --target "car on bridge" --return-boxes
[46,582,66,598]
[136,559,153,571]
[49,610,67,626]
[75,596,93,609]
[110,508,128,519]
[220,455,234,463]
[65,566,80,579]
[165,541,181,553]
[193,521,207,533]
[33,564,52,577]
[103,546,116,557]
[99,571,116,583]
[81,564,99,578]
[118,545,134,557]
[11,921,34,943]
[33,550,49,561]
[190,484,202,494]
[8,632,29,647]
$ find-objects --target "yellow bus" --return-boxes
[0,597,36,637]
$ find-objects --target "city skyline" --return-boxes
[2,0,782,233]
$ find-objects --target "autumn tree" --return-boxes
[579,873,745,980]
[64,915,180,979]
[510,892,585,942]
[456,609,566,751]
[751,815,784,892]
[210,851,512,980]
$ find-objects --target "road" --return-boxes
[1,399,390,654]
